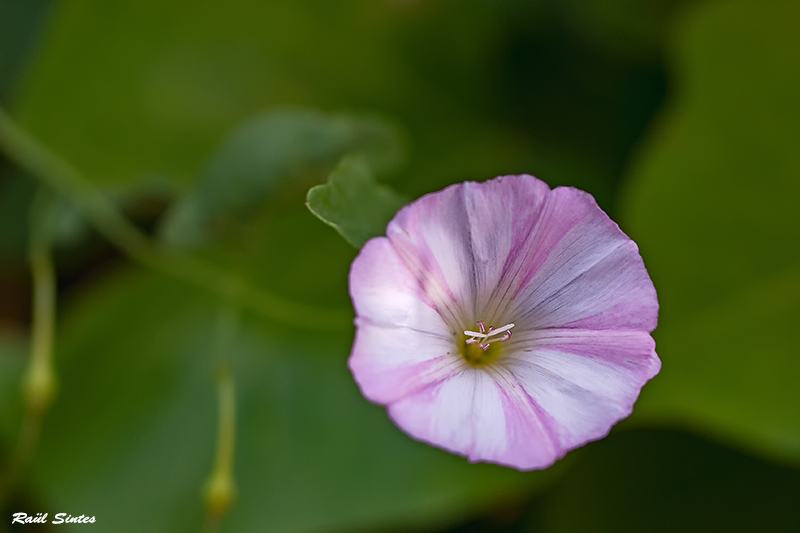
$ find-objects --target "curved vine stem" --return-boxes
[0,190,60,507]
[202,300,240,533]
[15,245,57,473]
[0,107,351,331]
[203,367,238,533]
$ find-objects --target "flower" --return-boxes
[348,174,659,470]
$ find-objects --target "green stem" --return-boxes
[0,190,60,507]
[13,231,58,487]
[23,248,57,415]
[204,368,237,518]
[203,305,240,531]
[0,107,351,331]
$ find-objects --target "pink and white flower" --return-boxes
[348,174,659,470]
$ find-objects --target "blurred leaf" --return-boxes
[0,172,177,260]
[307,156,409,248]
[0,171,35,264]
[0,176,86,261]
[0,332,26,446]
[11,0,426,188]
[0,0,50,104]
[29,270,557,533]
[12,0,620,208]
[159,109,402,248]
[46,175,178,250]
[560,0,686,60]
[620,0,800,462]
[539,429,800,533]
[27,190,80,254]
[46,197,90,249]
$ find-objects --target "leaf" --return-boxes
[28,270,558,533]
[0,171,36,263]
[619,0,800,463]
[306,156,409,248]
[539,429,800,533]
[11,0,617,208]
[10,174,179,255]
[559,0,680,60]
[0,331,27,446]
[159,109,403,248]
[0,0,50,103]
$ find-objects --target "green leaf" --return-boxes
[160,109,403,248]
[0,171,36,263]
[306,156,409,248]
[0,0,50,104]
[11,0,616,207]
[559,0,680,60]
[619,0,800,463]
[539,429,800,533]
[0,331,27,446]
[31,175,178,253]
[28,270,559,533]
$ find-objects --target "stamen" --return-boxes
[463,323,515,338]
[464,322,515,352]
[488,330,511,343]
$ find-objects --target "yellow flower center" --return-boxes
[461,321,514,366]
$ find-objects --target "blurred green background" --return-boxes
[1,0,799,531]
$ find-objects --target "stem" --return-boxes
[0,189,60,506]
[0,107,351,331]
[205,369,237,517]
[23,248,57,416]
[203,305,239,532]
[11,224,59,490]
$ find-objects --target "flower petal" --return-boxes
[349,237,462,404]
[350,237,450,336]
[503,328,660,452]
[388,367,561,470]
[388,369,505,462]
[386,175,550,328]
[349,175,660,471]
[504,187,657,331]
[349,322,463,405]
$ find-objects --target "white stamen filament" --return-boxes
[464,322,515,351]
[464,323,515,338]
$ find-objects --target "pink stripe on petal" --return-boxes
[388,185,476,327]
[350,238,451,336]
[349,321,462,405]
[388,369,510,463]
[505,187,657,331]
[387,175,550,328]
[503,329,659,451]
[504,358,623,451]
[388,365,564,470]
[460,176,549,317]
[524,328,661,378]
[518,241,658,330]
[488,368,563,469]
